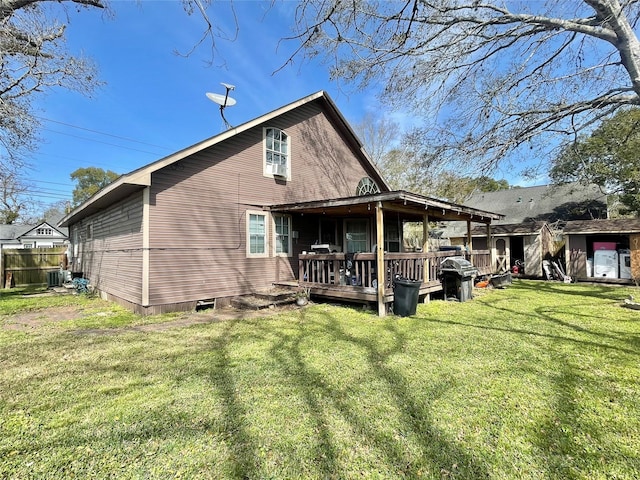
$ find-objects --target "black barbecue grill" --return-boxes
[440,256,478,277]
[440,256,477,302]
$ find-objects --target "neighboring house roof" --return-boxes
[444,183,608,239]
[463,183,608,225]
[563,218,640,234]
[0,221,69,245]
[19,222,69,240]
[0,224,24,245]
[59,91,391,228]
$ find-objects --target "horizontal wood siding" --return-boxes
[148,101,374,306]
[74,192,144,305]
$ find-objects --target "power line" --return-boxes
[25,192,70,201]
[36,115,174,151]
[32,151,131,171]
[25,179,74,188]
[41,128,167,156]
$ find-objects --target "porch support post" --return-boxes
[375,202,386,317]
[423,212,429,283]
[466,220,473,251]
[423,212,430,304]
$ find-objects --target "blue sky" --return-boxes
[28,0,520,209]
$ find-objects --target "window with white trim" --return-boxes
[273,214,292,256]
[247,211,268,257]
[356,177,380,196]
[36,228,53,236]
[264,127,290,179]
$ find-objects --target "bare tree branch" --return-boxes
[287,0,640,173]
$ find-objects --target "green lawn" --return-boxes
[1,281,639,479]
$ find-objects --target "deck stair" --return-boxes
[231,286,298,310]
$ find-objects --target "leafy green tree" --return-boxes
[70,167,119,205]
[550,108,640,216]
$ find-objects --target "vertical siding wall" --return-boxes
[567,235,588,278]
[74,192,144,305]
[148,102,375,307]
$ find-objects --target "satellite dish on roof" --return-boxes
[206,92,237,107]
[206,82,236,130]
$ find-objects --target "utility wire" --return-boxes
[41,128,167,156]
[35,115,174,151]
[25,179,74,188]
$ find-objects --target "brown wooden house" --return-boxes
[59,91,501,315]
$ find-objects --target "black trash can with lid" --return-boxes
[393,277,421,316]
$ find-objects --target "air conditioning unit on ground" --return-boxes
[267,163,287,177]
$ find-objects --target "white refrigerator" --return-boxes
[619,250,632,279]
[593,250,619,278]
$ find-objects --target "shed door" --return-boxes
[495,238,509,273]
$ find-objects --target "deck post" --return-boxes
[422,212,430,304]
[423,213,429,282]
[376,202,386,317]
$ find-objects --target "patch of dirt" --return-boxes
[1,306,83,331]
[1,301,305,334]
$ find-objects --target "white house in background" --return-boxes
[0,221,69,251]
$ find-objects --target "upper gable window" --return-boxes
[36,228,53,236]
[264,127,290,180]
[356,177,380,196]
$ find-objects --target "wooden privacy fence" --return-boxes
[2,247,67,287]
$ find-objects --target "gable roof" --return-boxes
[19,222,68,239]
[463,183,607,225]
[59,91,390,228]
[0,221,68,243]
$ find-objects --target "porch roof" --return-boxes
[267,190,503,223]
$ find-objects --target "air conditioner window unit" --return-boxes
[268,163,287,177]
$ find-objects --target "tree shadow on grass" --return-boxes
[471,292,640,355]
[420,294,640,478]
[204,319,264,479]
[266,309,490,478]
[513,280,636,302]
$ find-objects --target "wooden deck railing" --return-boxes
[298,250,492,290]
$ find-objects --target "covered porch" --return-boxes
[268,191,502,316]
